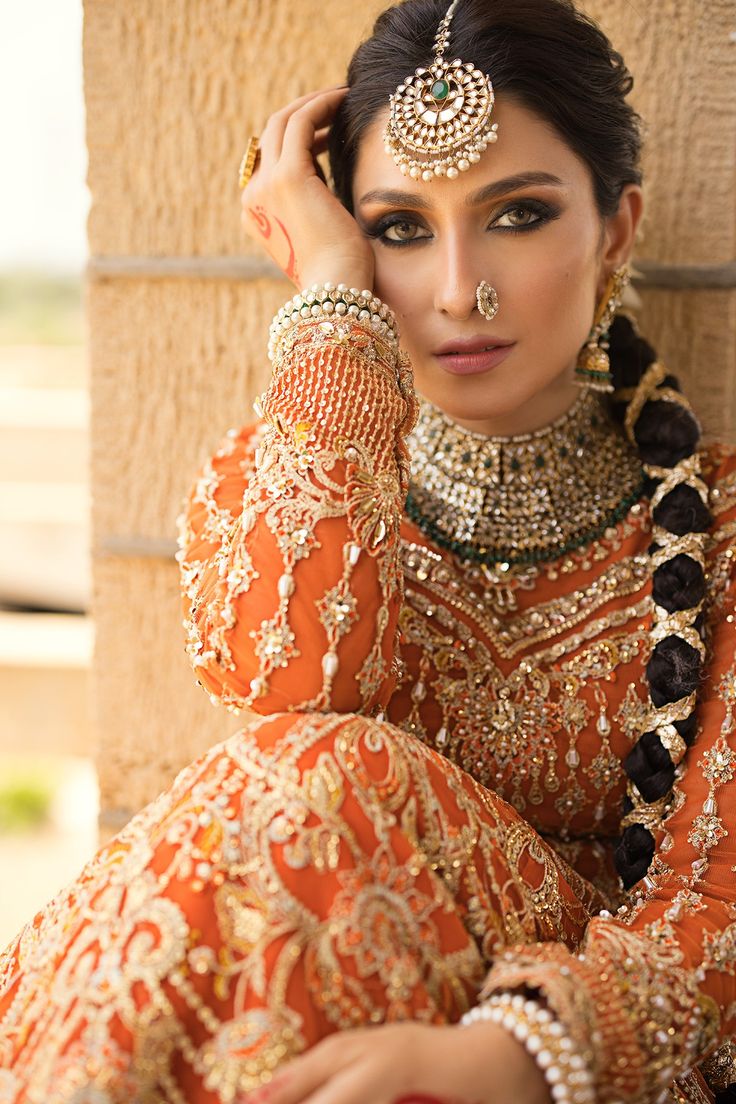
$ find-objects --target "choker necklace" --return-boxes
[405,389,647,568]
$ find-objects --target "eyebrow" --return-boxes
[358,171,567,209]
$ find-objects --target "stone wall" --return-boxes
[83,0,736,832]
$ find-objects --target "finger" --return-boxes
[275,88,349,169]
[240,119,329,200]
[260,1032,367,1104]
[312,125,331,156]
[301,1058,391,1104]
[260,86,348,164]
[312,127,331,185]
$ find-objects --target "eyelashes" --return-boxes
[363,199,561,248]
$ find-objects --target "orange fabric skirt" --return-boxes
[0,713,607,1103]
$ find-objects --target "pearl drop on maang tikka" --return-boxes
[383,0,499,182]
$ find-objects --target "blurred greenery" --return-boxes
[0,270,84,345]
[0,779,52,832]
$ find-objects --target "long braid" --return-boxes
[608,314,712,890]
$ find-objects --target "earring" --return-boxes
[477,281,499,321]
[575,265,631,393]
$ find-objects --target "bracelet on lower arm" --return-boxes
[268,283,400,362]
[460,991,595,1104]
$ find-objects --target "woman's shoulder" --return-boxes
[192,420,267,493]
[211,420,265,464]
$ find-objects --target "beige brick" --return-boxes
[93,555,239,817]
[583,0,736,265]
[637,288,736,445]
[89,275,282,545]
[83,0,388,258]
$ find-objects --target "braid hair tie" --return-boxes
[650,532,706,571]
[653,386,699,425]
[650,619,706,660]
[655,723,688,764]
[642,691,698,730]
[620,791,672,831]
[647,457,710,511]
[624,360,669,444]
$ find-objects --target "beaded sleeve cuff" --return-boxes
[268,283,400,364]
[461,991,595,1104]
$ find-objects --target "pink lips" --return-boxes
[434,344,516,375]
[434,337,516,376]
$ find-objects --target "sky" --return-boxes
[0,0,89,274]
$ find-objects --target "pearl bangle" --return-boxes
[268,283,400,363]
[460,992,595,1104]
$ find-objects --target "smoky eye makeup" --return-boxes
[360,197,563,248]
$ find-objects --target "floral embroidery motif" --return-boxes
[345,464,401,551]
[688,812,728,853]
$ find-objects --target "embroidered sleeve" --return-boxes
[177,316,417,717]
[478,459,736,1103]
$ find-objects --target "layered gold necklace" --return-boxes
[405,388,646,567]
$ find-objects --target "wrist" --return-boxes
[299,271,374,294]
[461,1020,552,1104]
[298,256,374,294]
[460,993,594,1104]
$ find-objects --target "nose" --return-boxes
[432,231,489,320]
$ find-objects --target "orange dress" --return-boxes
[1,314,736,1103]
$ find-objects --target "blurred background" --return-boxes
[0,0,97,945]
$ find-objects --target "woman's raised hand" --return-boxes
[240,87,375,293]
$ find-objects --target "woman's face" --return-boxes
[351,96,641,435]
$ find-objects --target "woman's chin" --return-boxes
[416,379,539,425]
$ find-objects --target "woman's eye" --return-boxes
[382,220,429,243]
[495,205,542,229]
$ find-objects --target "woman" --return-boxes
[1,0,735,1101]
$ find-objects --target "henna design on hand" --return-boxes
[273,215,301,283]
[247,205,300,283]
[248,205,272,239]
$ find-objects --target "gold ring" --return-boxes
[238,136,261,190]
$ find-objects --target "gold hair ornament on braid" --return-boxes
[650,617,706,660]
[620,359,710,871]
[655,724,688,763]
[648,457,709,512]
[649,532,706,571]
[623,359,701,447]
[620,794,673,832]
[383,0,499,182]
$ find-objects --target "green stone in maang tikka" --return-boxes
[431,78,450,100]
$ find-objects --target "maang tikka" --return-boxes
[383,0,499,182]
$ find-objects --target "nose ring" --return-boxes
[476,281,499,321]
